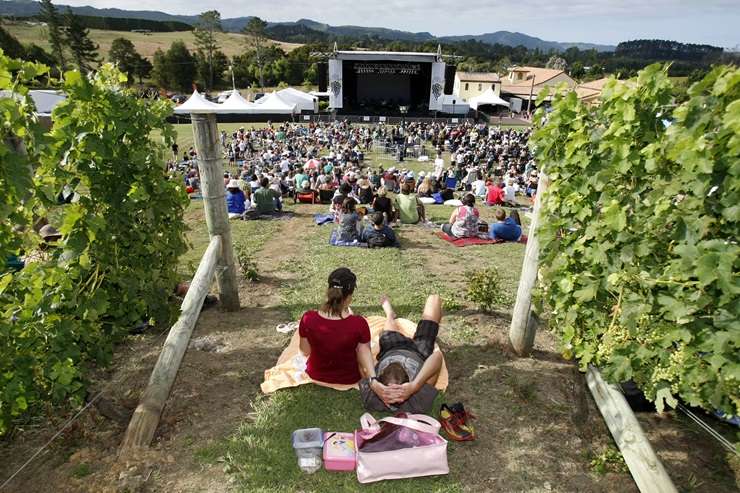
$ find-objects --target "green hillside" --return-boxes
[2,21,302,59]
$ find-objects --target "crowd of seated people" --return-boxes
[168,120,538,241]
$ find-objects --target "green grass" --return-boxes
[70,463,93,479]
[277,224,458,321]
[179,200,281,276]
[218,386,462,493]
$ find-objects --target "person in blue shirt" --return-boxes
[361,212,400,248]
[225,179,248,219]
[489,209,522,241]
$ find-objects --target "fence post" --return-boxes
[121,236,224,451]
[509,172,549,355]
[190,113,240,311]
[586,366,678,493]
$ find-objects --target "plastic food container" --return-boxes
[323,432,356,471]
[292,428,324,472]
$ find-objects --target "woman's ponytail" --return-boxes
[321,268,357,317]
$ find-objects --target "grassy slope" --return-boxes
[3,21,302,59]
[190,203,529,492]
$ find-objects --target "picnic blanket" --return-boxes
[314,213,335,226]
[261,316,449,394]
[436,231,528,247]
[329,230,368,247]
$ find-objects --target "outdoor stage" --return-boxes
[326,49,455,116]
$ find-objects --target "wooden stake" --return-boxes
[509,171,549,355]
[190,113,240,311]
[121,235,223,452]
[586,366,678,493]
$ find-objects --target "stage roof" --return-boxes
[335,50,439,63]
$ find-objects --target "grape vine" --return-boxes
[532,64,739,418]
[0,51,188,434]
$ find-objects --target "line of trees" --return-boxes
[147,14,319,93]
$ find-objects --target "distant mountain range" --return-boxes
[0,0,617,51]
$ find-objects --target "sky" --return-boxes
[58,0,740,48]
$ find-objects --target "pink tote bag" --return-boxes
[355,413,449,483]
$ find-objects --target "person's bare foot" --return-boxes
[380,295,396,319]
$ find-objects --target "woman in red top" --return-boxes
[485,179,504,206]
[298,268,372,385]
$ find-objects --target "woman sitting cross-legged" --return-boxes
[358,294,444,413]
[442,193,480,238]
[298,268,372,385]
[337,197,360,243]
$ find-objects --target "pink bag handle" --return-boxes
[377,414,442,435]
[360,412,379,431]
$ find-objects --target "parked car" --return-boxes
[170,94,187,104]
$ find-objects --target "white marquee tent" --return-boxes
[468,88,510,110]
[220,90,258,113]
[173,90,222,114]
[0,89,66,116]
[270,87,318,112]
[174,90,296,115]
[254,91,300,114]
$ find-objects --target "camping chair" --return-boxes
[295,190,316,204]
[318,189,335,204]
[445,177,458,190]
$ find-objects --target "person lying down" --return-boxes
[358,294,443,414]
[296,268,443,414]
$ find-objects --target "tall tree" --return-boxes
[109,37,150,84]
[193,10,221,91]
[39,0,66,73]
[64,9,99,74]
[152,41,195,92]
[242,17,268,88]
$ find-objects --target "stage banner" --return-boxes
[328,59,343,109]
[428,61,445,111]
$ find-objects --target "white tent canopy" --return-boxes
[271,87,318,112]
[468,88,510,110]
[220,90,258,113]
[173,90,221,114]
[253,91,298,114]
[0,89,66,116]
[174,89,297,115]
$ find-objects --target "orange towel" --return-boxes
[260,316,449,394]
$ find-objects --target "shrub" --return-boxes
[465,268,509,312]
[234,242,259,281]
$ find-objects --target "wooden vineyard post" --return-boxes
[586,366,678,493]
[190,113,240,311]
[121,236,223,451]
[509,171,549,355]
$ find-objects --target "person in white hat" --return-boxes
[226,178,249,219]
